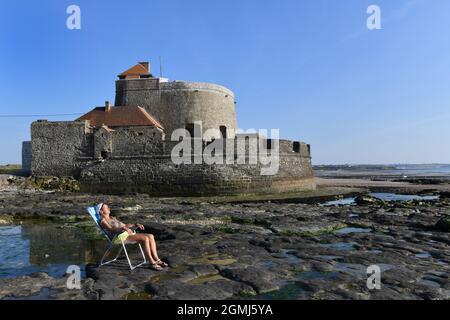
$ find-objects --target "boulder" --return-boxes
[354,195,381,206]
[220,266,279,294]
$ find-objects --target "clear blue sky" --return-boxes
[1,0,449,165]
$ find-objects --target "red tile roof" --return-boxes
[76,106,164,129]
[118,63,150,78]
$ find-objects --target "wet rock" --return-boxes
[176,270,198,283]
[1,186,450,300]
[24,176,81,192]
[0,272,57,299]
[189,264,218,277]
[0,272,97,300]
[0,215,13,225]
[310,261,335,272]
[145,278,253,300]
[220,266,279,294]
[140,223,177,240]
[354,195,382,206]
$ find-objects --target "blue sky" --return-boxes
[1,0,449,165]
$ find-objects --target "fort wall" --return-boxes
[115,79,237,139]
[31,120,93,177]
[78,154,315,196]
[29,120,315,195]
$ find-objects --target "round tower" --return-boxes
[114,62,237,139]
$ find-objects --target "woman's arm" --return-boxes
[124,223,144,230]
[101,219,126,234]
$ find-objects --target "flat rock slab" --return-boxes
[1,188,450,300]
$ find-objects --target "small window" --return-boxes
[219,126,227,139]
[185,123,195,138]
[293,142,300,153]
[101,151,108,159]
[138,132,144,136]
[185,123,201,138]
[266,139,272,150]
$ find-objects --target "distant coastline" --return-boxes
[314,163,450,185]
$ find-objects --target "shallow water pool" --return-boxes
[321,192,439,206]
[0,224,105,279]
[335,227,372,235]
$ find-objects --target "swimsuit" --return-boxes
[105,217,135,243]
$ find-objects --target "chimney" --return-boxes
[139,61,150,72]
[105,101,111,112]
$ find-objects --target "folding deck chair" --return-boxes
[86,205,147,271]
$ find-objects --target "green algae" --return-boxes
[189,274,226,285]
[168,265,189,274]
[276,222,348,237]
[27,176,81,192]
[150,273,178,283]
[122,292,152,300]
[190,253,237,266]
[202,239,220,245]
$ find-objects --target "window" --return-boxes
[219,126,227,139]
[266,139,272,150]
[185,123,195,138]
[101,151,109,159]
[185,123,201,138]
[293,142,300,153]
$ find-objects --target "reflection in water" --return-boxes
[319,242,357,251]
[321,193,439,206]
[335,227,371,235]
[370,193,439,202]
[0,224,105,279]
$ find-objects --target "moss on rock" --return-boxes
[27,176,81,192]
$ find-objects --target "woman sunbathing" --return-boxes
[98,203,168,271]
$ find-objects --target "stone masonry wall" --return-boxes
[110,126,165,157]
[78,136,315,196]
[31,120,315,195]
[78,153,315,196]
[115,79,237,139]
[31,120,93,177]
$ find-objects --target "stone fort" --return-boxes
[23,62,315,196]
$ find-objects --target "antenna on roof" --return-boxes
[159,56,163,78]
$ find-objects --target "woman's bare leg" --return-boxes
[127,234,156,264]
[145,234,160,261]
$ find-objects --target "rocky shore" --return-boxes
[0,176,449,300]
